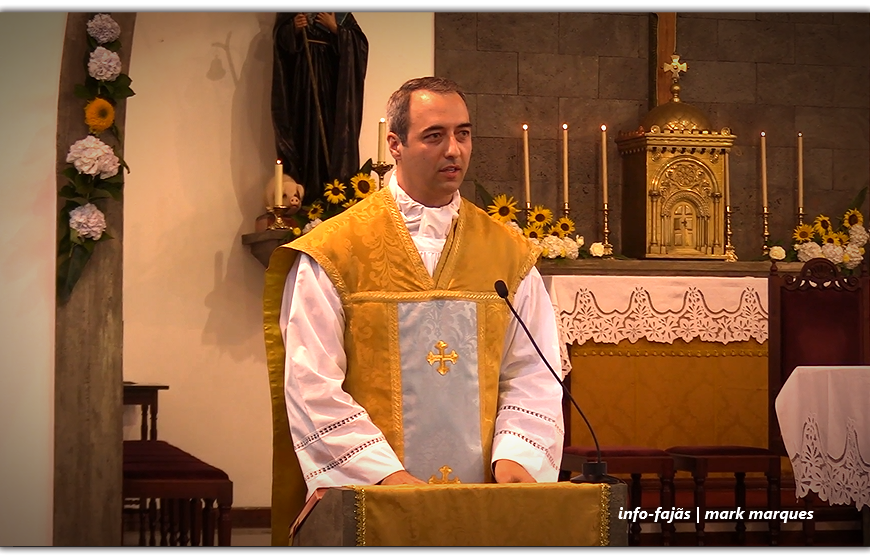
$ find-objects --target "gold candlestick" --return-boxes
[268,205,289,230]
[762,206,770,256]
[372,161,393,190]
[798,207,805,226]
[724,205,738,262]
[562,201,570,219]
[525,200,532,222]
[602,203,613,257]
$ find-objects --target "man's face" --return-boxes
[389,90,472,207]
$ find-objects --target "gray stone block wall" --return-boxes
[434,12,868,260]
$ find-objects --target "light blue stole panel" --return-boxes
[397,299,484,483]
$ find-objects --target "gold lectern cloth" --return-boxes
[351,483,610,546]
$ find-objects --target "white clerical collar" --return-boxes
[388,171,460,240]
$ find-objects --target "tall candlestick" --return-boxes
[761,132,768,208]
[378,118,386,162]
[522,124,530,206]
[600,125,608,204]
[724,151,731,207]
[562,124,569,206]
[274,160,283,207]
[797,132,804,209]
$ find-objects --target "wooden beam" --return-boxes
[655,12,677,107]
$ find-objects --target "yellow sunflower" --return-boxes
[323,179,346,204]
[813,214,833,237]
[307,203,324,221]
[487,194,519,224]
[843,208,864,228]
[792,223,814,243]
[523,223,545,240]
[551,216,576,238]
[343,197,359,209]
[821,232,839,245]
[834,231,850,246]
[84,97,114,134]
[350,172,376,199]
[529,205,553,227]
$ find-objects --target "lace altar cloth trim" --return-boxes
[545,277,769,375]
[791,415,870,510]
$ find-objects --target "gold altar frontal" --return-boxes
[291,482,626,546]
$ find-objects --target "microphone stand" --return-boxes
[495,280,621,485]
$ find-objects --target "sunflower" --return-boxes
[843,208,864,228]
[350,172,376,199]
[523,223,545,240]
[550,216,576,238]
[84,97,114,134]
[323,179,347,204]
[528,205,553,228]
[813,214,833,237]
[834,231,850,246]
[822,232,839,245]
[487,194,519,224]
[307,203,324,221]
[343,197,359,209]
[792,223,814,243]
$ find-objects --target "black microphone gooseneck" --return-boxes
[494,279,620,485]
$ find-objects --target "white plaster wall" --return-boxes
[124,12,433,507]
[0,11,65,546]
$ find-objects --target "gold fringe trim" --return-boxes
[348,290,503,303]
[599,484,611,546]
[572,348,768,358]
[354,487,366,546]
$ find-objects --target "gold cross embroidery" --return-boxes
[426,340,458,375]
[428,465,461,484]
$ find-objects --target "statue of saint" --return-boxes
[271,12,369,206]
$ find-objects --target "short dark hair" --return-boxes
[386,76,468,145]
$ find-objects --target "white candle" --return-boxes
[378,118,386,162]
[761,132,768,208]
[562,124,569,205]
[724,151,730,207]
[797,132,804,209]
[600,125,608,205]
[522,124,530,206]
[274,160,283,207]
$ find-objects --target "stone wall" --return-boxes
[435,12,869,260]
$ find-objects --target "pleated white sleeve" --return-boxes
[491,265,565,482]
[280,253,404,500]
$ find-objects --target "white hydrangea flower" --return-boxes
[504,220,522,235]
[768,246,786,261]
[528,237,542,249]
[843,244,863,270]
[562,236,579,259]
[87,14,121,44]
[302,218,322,234]
[575,235,584,248]
[88,46,122,81]
[69,203,107,240]
[821,242,845,264]
[848,224,869,247]
[797,241,822,262]
[589,241,605,257]
[541,235,565,259]
[66,135,120,178]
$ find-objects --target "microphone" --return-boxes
[494,279,620,485]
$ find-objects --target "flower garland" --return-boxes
[478,182,597,260]
[57,13,135,302]
[768,187,868,275]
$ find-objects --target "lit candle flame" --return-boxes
[601,124,607,132]
[562,123,568,130]
[522,124,528,130]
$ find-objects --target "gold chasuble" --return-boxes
[263,187,541,545]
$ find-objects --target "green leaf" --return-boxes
[90,188,113,200]
[74,84,93,99]
[113,73,131,88]
[62,167,80,180]
[57,243,93,304]
[103,39,122,52]
[359,158,373,176]
[58,184,77,199]
[474,179,495,210]
[847,186,867,212]
[70,228,83,245]
[101,230,114,241]
[82,238,97,254]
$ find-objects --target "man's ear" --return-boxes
[387,132,402,162]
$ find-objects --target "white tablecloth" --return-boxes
[542,275,769,374]
[775,366,870,510]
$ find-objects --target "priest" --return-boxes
[263,77,564,544]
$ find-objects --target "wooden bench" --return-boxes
[123,440,233,546]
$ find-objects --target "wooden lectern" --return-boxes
[291,482,628,546]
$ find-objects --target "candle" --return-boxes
[761,132,768,208]
[378,118,386,162]
[522,124,530,206]
[797,132,804,209]
[562,124,569,205]
[600,125,608,205]
[274,160,283,208]
[724,151,731,207]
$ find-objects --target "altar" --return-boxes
[539,260,800,453]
